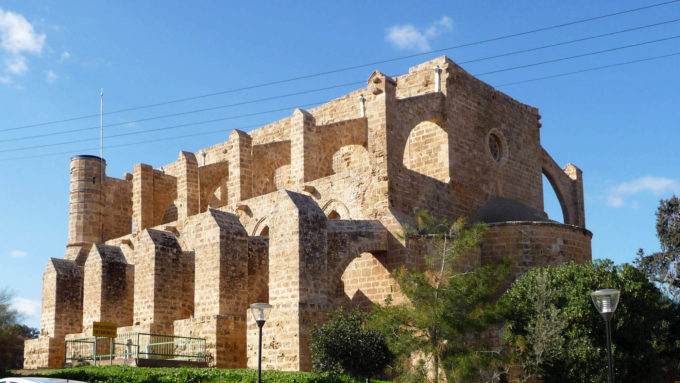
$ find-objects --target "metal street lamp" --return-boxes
[590,289,620,383]
[250,303,272,383]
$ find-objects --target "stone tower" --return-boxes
[65,155,106,264]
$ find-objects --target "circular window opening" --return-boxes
[489,134,502,162]
[487,130,506,163]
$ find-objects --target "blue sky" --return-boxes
[1,1,678,329]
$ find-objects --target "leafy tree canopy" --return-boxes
[503,260,680,383]
[636,195,680,302]
[0,288,39,369]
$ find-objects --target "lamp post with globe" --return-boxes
[249,303,272,383]
[590,289,620,383]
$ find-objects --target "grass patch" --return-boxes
[18,365,389,383]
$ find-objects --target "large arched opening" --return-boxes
[402,120,449,182]
[542,174,564,223]
[335,251,395,308]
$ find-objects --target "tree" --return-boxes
[503,268,567,382]
[369,212,511,383]
[310,307,393,382]
[636,195,680,302]
[503,260,680,383]
[0,288,39,369]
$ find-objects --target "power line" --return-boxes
[3,0,678,134]
[458,17,680,66]
[0,126,255,162]
[475,34,680,76]
[495,51,680,87]
[0,101,326,154]
[2,49,678,162]
[5,19,679,145]
[0,81,363,143]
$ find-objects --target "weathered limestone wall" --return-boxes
[256,191,329,371]
[28,258,83,368]
[246,85,365,145]
[82,244,133,331]
[102,175,133,241]
[325,220,392,308]
[175,151,200,222]
[386,57,545,224]
[133,229,192,334]
[41,258,83,338]
[252,140,290,197]
[199,160,229,211]
[248,119,292,147]
[23,336,63,369]
[390,93,451,218]
[247,236,269,305]
[394,59,448,99]
[174,315,245,368]
[131,164,178,232]
[290,109,319,184]
[402,120,449,183]
[175,209,248,368]
[174,209,252,368]
[481,222,592,282]
[227,130,253,206]
[153,171,178,225]
[180,209,248,318]
[132,164,153,233]
[444,61,543,218]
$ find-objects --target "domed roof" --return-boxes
[474,197,554,224]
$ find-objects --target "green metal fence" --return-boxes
[65,332,206,364]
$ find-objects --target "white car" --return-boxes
[0,378,89,383]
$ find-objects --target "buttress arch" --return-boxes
[541,148,585,227]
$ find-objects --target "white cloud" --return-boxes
[0,8,46,80]
[10,250,27,258]
[0,9,45,54]
[606,176,680,208]
[59,50,69,62]
[11,297,40,318]
[606,195,624,208]
[613,176,680,195]
[386,16,453,52]
[45,69,57,83]
[6,54,26,74]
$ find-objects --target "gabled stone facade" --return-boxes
[24,56,591,370]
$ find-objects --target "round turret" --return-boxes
[67,155,106,247]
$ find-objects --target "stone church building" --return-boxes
[24,56,591,370]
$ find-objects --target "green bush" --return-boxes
[24,365,390,383]
[310,308,393,381]
[503,260,680,383]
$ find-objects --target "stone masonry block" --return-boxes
[82,244,133,330]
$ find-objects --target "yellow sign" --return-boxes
[92,321,117,338]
